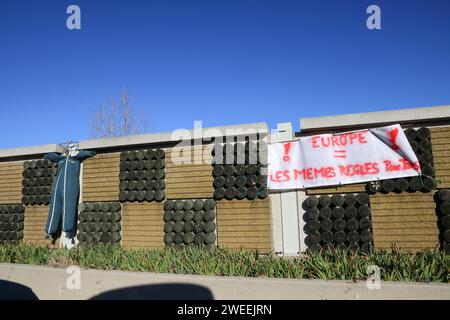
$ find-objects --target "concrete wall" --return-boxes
[297,107,450,253]
[1,106,450,254]
[0,122,273,252]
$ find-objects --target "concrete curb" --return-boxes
[1,263,449,300]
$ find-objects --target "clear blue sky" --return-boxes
[0,0,449,148]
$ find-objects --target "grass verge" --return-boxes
[0,244,448,283]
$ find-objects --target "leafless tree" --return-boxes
[90,89,147,138]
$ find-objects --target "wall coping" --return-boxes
[78,122,268,150]
[0,122,268,160]
[0,144,64,160]
[2,104,450,160]
[300,104,450,132]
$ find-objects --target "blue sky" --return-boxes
[0,0,449,148]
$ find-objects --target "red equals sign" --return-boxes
[334,150,347,158]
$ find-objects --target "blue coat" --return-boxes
[44,150,96,237]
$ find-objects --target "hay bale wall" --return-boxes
[82,153,120,202]
[0,161,23,205]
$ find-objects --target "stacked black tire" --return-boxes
[212,141,269,200]
[22,160,57,205]
[304,194,373,253]
[435,189,450,255]
[0,204,24,243]
[368,127,436,194]
[163,199,216,250]
[77,202,122,245]
[118,149,166,203]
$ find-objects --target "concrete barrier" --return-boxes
[1,264,449,300]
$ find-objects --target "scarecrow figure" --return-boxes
[44,143,96,238]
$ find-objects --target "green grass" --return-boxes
[0,243,448,283]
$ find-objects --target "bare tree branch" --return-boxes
[90,89,147,138]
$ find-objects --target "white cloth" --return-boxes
[267,124,421,190]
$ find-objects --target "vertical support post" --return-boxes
[277,123,300,256]
[268,132,283,254]
[270,192,283,254]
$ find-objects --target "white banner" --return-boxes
[268,124,421,190]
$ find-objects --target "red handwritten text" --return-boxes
[311,132,368,149]
[338,162,380,177]
[294,167,336,180]
[283,142,291,162]
[384,159,421,172]
[269,166,336,183]
[389,128,400,151]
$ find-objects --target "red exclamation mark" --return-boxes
[283,142,291,161]
[389,128,400,151]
